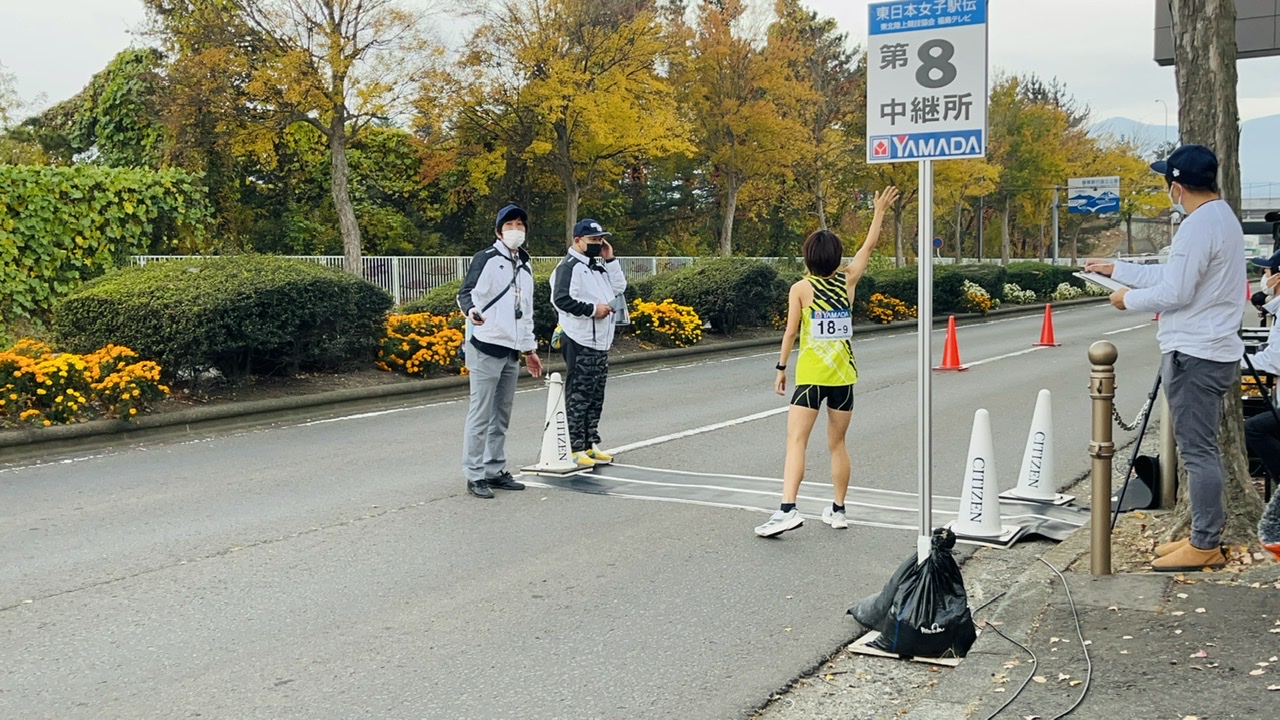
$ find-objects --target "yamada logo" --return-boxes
[870,130,984,160]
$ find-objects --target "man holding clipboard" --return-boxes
[1084,144,1246,572]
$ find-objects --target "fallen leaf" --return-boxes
[1057,673,1071,681]
[1002,661,1020,669]
[1175,629,1184,635]
[1069,680,1083,687]
[1250,669,1266,676]
[1176,592,1189,599]
[1083,640,1093,646]
[1191,650,1209,658]
[1271,656,1278,662]
[1171,611,1186,616]
[1195,608,1206,613]
[1182,716,1199,720]
[1122,635,1134,640]
[1258,662,1272,667]
[1268,684,1280,691]
[784,627,792,633]
[1107,606,1119,611]
[1050,637,1061,643]
[1120,650,1130,655]
[1032,676,1047,684]
[993,688,1005,693]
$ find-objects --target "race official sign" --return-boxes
[866,0,989,164]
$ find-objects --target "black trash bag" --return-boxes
[846,528,977,659]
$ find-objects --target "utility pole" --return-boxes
[1051,185,1060,264]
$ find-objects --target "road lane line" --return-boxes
[1103,323,1151,335]
[963,346,1045,368]
[605,406,789,454]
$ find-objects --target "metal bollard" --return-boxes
[1088,341,1117,576]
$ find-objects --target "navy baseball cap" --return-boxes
[1251,248,1280,272]
[495,204,527,230]
[1150,144,1218,188]
[572,218,611,238]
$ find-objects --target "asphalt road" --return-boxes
[0,303,1166,720]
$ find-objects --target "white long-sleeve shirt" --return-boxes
[1111,199,1245,362]
[1247,296,1280,375]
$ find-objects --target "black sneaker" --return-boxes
[466,480,494,499]
[486,472,526,491]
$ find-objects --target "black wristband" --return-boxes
[775,363,787,371]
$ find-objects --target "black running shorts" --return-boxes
[790,383,854,412]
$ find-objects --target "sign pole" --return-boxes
[917,158,934,563]
[1052,185,1060,265]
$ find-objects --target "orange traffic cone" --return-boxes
[934,316,968,371]
[1034,304,1060,347]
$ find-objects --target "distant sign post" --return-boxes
[1068,177,1122,214]
[867,0,989,563]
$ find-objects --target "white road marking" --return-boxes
[1103,324,1151,335]
[605,406,790,454]
[963,346,1046,368]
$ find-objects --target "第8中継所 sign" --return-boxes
[866,0,989,164]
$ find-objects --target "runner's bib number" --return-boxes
[811,309,852,340]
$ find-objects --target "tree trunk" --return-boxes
[893,206,905,268]
[1000,199,1010,265]
[815,185,828,231]
[719,177,739,257]
[954,201,962,263]
[1171,0,1242,211]
[564,182,580,247]
[329,117,363,277]
[1161,0,1261,547]
[1126,215,1134,255]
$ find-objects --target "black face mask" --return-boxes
[583,242,603,259]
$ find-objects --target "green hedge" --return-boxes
[1005,261,1083,297]
[0,164,209,334]
[399,275,557,346]
[858,264,1008,313]
[630,258,781,334]
[53,256,391,379]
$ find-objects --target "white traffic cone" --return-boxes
[521,372,582,476]
[949,409,1024,546]
[1001,389,1075,505]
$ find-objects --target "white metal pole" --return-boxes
[1052,186,1060,265]
[917,158,934,563]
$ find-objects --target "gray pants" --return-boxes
[1162,351,1236,548]
[462,349,519,482]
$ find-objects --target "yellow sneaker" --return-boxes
[587,446,613,464]
[572,451,596,467]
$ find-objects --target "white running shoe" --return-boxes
[822,506,849,530]
[754,509,803,537]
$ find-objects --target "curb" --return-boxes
[0,297,1107,450]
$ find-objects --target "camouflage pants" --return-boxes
[563,338,609,453]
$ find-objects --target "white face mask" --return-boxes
[501,229,526,250]
[1168,185,1185,215]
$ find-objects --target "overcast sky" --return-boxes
[4,0,1279,128]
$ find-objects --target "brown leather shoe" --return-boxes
[1152,542,1227,572]
[1154,537,1189,558]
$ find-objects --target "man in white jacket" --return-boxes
[456,204,543,499]
[1241,257,1280,561]
[1085,144,1245,571]
[551,219,627,467]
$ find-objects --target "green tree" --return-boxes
[145,0,440,275]
[677,0,809,256]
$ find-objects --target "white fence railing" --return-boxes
[130,254,1083,306]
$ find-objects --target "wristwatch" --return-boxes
[775,363,787,371]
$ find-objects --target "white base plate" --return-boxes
[519,464,586,477]
[846,630,973,667]
[999,489,1076,506]
[945,521,1027,549]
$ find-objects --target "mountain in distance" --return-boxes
[1090,114,1280,195]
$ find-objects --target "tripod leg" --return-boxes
[1111,369,1163,530]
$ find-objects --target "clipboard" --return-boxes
[1074,271,1129,293]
